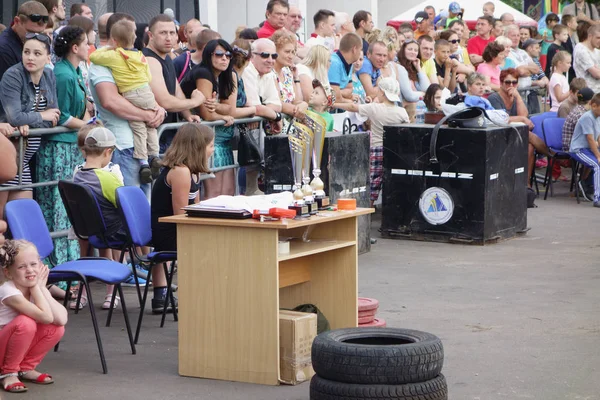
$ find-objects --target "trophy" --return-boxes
[288,134,309,217]
[293,122,318,215]
[305,110,330,209]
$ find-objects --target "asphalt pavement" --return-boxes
[6,181,600,400]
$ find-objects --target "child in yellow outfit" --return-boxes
[89,19,159,183]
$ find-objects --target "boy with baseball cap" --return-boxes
[71,126,133,309]
[334,77,409,205]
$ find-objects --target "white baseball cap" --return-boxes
[85,127,116,148]
[378,77,401,102]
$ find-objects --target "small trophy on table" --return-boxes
[305,110,330,210]
[288,134,310,217]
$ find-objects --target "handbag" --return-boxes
[237,125,262,167]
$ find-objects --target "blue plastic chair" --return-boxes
[4,199,136,374]
[115,186,178,344]
[58,180,144,307]
[529,112,558,191]
[542,118,576,200]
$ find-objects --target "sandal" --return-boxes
[18,370,53,385]
[69,294,88,310]
[102,294,120,310]
[1,373,27,392]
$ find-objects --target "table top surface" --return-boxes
[160,208,374,230]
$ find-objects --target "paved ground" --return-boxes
[6,181,600,400]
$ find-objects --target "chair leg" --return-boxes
[128,249,143,306]
[170,262,178,323]
[576,164,582,204]
[74,282,84,315]
[105,285,118,327]
[570,161,577,193]
[544,157,553,200]
[83,279,108,374]
[55,280,73,353]
[531,153,540,194]
[161,262,177,328]
[134,266,153,344]
[116,284,136,355]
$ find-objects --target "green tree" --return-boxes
[501,0,524,13]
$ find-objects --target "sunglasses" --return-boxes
[213,50,232,59]
[448,39,459,44]
[253,51,278,60]
[232,46,250,59]
[25,32,50,43]
[20,13,49,24]
[503,80,518,86]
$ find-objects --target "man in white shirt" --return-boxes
[505,24,539,88]
[305,9,337,53]
[573,24,600,93]
[242,38,283,195]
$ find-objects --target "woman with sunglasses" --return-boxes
[396,40,430,122]
[487,69,531,125]
[488,68,553,188]
[271,29,307,126]
[0,33,60,222]
[37,26,90,265]
[180,39,237,198]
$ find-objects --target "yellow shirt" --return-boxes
[421,58,436,79]
[89,47,151,93]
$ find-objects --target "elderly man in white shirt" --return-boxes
[504,24,539,88]
[242,38,283,195]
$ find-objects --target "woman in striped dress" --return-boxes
[0,33,60,220]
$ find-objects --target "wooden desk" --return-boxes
[160,208,374,385]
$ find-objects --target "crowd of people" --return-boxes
[1,0,600,391]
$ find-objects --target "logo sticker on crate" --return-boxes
[419,187,454,225]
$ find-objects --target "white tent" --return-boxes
[387,0,537,30]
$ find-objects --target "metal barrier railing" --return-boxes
[3,116,265,238]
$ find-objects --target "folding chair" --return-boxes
[541,118,576,200]
[115,186,178,344]
[4,199,136,374]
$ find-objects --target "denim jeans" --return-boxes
[112,147,150,198]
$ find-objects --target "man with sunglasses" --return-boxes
[242,38,283,195]
[0,1,49,82]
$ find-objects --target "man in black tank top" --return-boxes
[144,14,206,152]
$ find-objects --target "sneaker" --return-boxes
[150,157,162,179]
[122,274,147,287]
[594,201,600,208]
[578,181,592,202]
[152,296,178,314]
[140,166,152,184]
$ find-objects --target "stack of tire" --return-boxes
[310,328,447,400]
[358,297,386,327]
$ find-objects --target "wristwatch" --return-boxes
[274,112,282,122]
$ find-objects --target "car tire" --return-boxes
[310,374,448,400]
[312,328,443,385]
